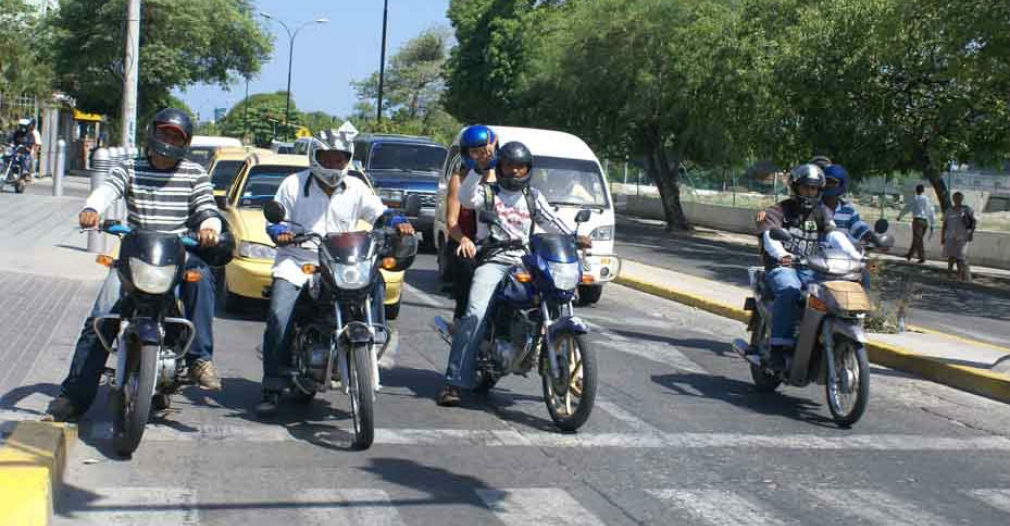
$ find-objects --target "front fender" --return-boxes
[832,319,867,344]
[342,321,374,344]
[131,318,162,345]
[548,316,590,341]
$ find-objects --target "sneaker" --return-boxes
[437,385,461,407]
[255,391,281,417]
[42,396,82,422]
[188,359,222,391]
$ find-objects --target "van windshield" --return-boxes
[369,143,448,173]
[530,156,609,208]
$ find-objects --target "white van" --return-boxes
[187,135,243,169]
[434,126,621,304]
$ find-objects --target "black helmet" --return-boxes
[789,163,826,213]
[147,108,194,161]
[497,141,533,192]
[187,209,235,267]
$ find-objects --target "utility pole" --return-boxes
[121,0,141,148]
[243,75,250,143]
[377,0,389,123]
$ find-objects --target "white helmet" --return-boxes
[309,121,358,187]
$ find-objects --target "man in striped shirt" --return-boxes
[46,109,224,422]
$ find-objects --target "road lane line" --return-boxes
[597,340,707,374]
[476,488,608,526]
[966,489,1010,514]
[648,489,794,526]
[296,489,407,526]
[55,487,199,526]
[806,488,950,526]
[595,399,664,435]
[402,283,449,309]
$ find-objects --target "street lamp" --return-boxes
[377,0,389,123]
[261,12,328,139]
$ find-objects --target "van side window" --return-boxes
[353,141,368,167]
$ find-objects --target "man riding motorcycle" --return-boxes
[46,108,227,422]
[752,163,862,369]
[437,141,590,407]
[256,122,415,417]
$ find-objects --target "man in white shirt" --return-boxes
[256,123,414,416]
[898,184,936,263]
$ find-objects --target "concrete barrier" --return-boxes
[620,191,1010,270]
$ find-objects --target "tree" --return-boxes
[52,0,272,141]
[0,0,55,127]
[216,91,300,146]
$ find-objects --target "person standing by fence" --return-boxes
[898,184,935,263]
[942,191,976,282]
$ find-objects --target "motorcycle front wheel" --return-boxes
[347,343,375,449]
[748,312,781,392]
[112,341,158,457]
[542,331,597,432]
[825,336,870,428]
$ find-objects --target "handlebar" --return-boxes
[85,222,199,247]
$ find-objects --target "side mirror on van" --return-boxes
[575,209,593,224]
[874,218,889,234]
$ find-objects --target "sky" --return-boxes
[175,0,452,123]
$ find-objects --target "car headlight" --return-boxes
[377,189,404,204]
[238,242,276,260]
[548,261,580,291]
[590,226,614,241]
[129,258,177,294]
[333,260,374,290]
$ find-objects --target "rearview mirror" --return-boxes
[404,194,422,218]
[214,195,228,210]
[575,209,592,224]
[769,228,792,242]
[263,200,287,224]
[874,218,889,234]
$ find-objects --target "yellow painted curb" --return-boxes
[615,272,1010,404]
[0,422,77,526]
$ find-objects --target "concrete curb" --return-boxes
[614,273,1010,404]
[0,422,77,526]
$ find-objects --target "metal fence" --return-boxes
[0,93,40,133]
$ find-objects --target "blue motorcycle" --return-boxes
[436,209,598,431]
[1,144,30,194]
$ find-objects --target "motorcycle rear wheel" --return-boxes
[542,332,597,432]
[347,343,375,449]
[748,313,781,392]
[825,337,870,428]
[112,341,158,457]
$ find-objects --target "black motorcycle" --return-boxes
[263,199,419,449]
[91,221,202,456]
[1,144,30,194]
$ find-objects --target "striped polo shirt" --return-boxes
[85,157,216,234]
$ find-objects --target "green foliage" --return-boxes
[217,91,299,146]
[52,0,272,121]
[0,0,55,127]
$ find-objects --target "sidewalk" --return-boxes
[615,258,1010,403]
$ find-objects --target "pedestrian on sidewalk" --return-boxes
[898,184,935,263]
[29,119,42,178]
[942,191,976,282]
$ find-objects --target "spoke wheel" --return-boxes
[347,344,375,449]
[825,337,870,428]
[542,332,596,432]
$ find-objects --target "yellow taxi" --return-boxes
[220,151,407,318]
[207,146,269,206]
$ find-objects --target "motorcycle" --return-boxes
[261,199,419,450]
[89,221,202,456]
[434,209,598,432]
[731,221,893,427]
[1,144,30,194]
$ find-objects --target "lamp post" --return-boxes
[377,0,389,123]
[261,12,328,139]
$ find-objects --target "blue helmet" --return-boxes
[460,125,498,172]
[823,164,848,197]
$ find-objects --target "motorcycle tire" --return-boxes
[542,331,597,432]
[14,179,25,194]
[112,341,158,457]
[473,370,498,394]
[290,387,317,405]
[825,337,870,428]
[347,343,375,450]
[384,301,401,321]
[748,312,781,392]
[577,285,603,306]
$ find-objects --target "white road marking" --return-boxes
[648,489,794,526]
[586,321,630,342]
[54,487,198,526]
[402,283,449,309]
[595,399,664,435]
[806,488,950,526]
[82,423,1010,451]
[476,488,609,526]
[296,488,407,526]
[597,340,707,374]
[967,489,1010,514]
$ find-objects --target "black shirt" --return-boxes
[757,199,836,270]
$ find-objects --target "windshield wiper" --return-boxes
[551,201,605,209]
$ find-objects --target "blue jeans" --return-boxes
[445,262,511,389]
[766,266,819,347]
[261,276,385,392]
[60,254,216,413]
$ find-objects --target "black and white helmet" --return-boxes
[789,163,826,212]
[308,121,358,187]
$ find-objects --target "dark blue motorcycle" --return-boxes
[436,209,598,431]
[1,144,30,194]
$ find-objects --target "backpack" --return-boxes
[483,182,538,240]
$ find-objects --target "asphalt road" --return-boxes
[6,255,1004,525]
[614,217,1010,350]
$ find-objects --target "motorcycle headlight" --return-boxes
[129,258,177,294]
[590,226,614,241]
[548,261,580,291]
[333,260,374,290]
[238,242,276,260]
